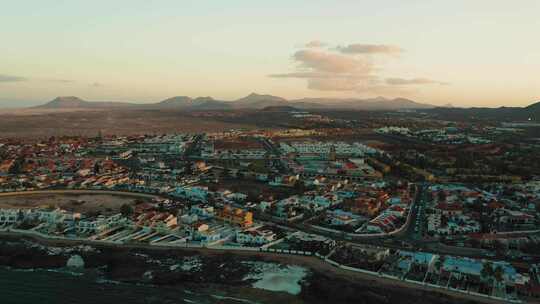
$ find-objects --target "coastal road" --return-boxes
[0,231,514,304]
[0,187,503,262]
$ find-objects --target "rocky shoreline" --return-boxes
[0,235,494,304]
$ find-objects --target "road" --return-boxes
[387,184,501,259]
[0,230,517,304]
[292,184,499,260]
[0,185,515,262]
[397,183,428,241]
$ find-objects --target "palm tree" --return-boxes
[493,266,505,296]
[482,261,494,275]
[494,266,504,281]
[438,255,446,274]
[434,259,442,273]
[481,261,495,292]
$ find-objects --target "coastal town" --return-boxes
[1,117,540,303]
[4,0,540,302]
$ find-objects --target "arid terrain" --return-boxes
[0,193,151,215]
[0,109,257,138]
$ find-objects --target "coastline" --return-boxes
[0,230,522,304]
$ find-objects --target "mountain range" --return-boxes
[31,95,540,121]
[425,101,540,122]
[35,93,436,111]
[38,96,133,109]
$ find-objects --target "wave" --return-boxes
[95,278,122,285]
[6,267,83,277]
[210,294,260,304]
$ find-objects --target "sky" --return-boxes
[1,0,539,108]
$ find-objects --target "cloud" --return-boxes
[269,72,327,78]
[0,74,27,83]
[90,82,103,87]
[269,49,374,92]
[336,44,402,55]
[269,72,364,79]
[270,42,444,96]
[293,49,371,74]
[269,47,375,92]
[0,75,75,84]
[305,40,327,48]
[269,48,373,92]
[386,77,448,85]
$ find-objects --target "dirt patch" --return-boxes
[0,193,147,215]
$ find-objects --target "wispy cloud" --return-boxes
[0,74,75,84]
[0,74,27,83]
[305,40,327,48]
[386,77,448,86]
[270,72,362,79]
[336,44,402,55]
[47,78,74,83]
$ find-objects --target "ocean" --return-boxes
[0,268,254,304]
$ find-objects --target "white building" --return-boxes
[280,141,376,157]
[236,229,276,245]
